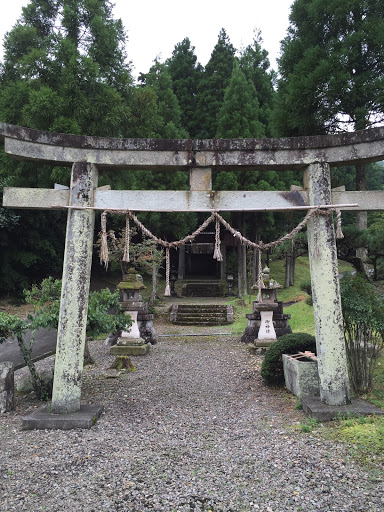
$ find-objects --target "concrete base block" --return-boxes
[283,354,320,398]
[110,344,151,356]
[22,404,104,430]
[302,396,384,422]
[254,338,276,348]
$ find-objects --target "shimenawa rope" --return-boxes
[99,207,344,296]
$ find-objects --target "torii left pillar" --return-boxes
[51,162,98,414]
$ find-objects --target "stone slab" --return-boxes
[254,339,276,348]
[110,344,151,356]
[21,404,104,430]
[301,396,384,422]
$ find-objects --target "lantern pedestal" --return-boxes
[110,310,151,356]
[242,267,292,345]
[254,302,278,349]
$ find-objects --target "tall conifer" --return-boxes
[240,30,276,136]
[217,59,265,139]
[167,38,203,138]
[194,28,235,138]
[139,60,188,139]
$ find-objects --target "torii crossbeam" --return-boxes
[2,123,384,419]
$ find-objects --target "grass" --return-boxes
[299,417,319,433]
[284,301,315,335]
[324,414,384,465]
[367,353,384,409]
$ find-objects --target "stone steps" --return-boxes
[181,280,225,297]
[170,304,233,326]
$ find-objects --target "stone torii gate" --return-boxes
[2,123,384,426]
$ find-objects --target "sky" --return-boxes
[0,0,293,77]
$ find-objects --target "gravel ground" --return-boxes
[1,317,383,512]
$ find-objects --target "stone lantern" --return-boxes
[241,267,292,350]
[110,268,151,356]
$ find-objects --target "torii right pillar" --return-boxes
[305,162,351,406]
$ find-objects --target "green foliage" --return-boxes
[284,301,315,335]
[25,277,131,339]
[300,417,319,433]
[86,287,130,339]
[275,0,384,136]
[0,312,27,344]
[367,212,384,280]
[167,37,203,138]
[0,311,51,400]
[239,29,276,137]
[370,352,384,409]
[340,275,384,393]
[139,59,188,138]
[0,0,135,292]
[325,414,384,464]
[260,332,316,386]
[0,208,66,294]
[1,0,133,136]
[24,276,61,306]
[300,279,313,305]
[194,28,235,138]
[340,275,384,333]
[336,225,370,276]
[216,59,265,138]
[124,86,159,138]
[295,399,303,410]
[1,277,131,400]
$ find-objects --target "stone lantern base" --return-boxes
[110,342,151,356]
[242,301,292,344]
[110,310,151,356]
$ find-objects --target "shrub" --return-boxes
[300,280,313,305]
[0,278,131,401]
[260,332,317,386]
[340,275,384,394]
[299,280,312,296]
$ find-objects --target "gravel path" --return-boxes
[1,321,383,512]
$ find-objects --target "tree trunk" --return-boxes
[284,253,291,288]
[83,338,94,366]
[237,242,243,298]
[242,244,247,296]
[150,263,158,305]
[289,246,296,286]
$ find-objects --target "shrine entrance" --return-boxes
[2,123,384,424]
[186,243,219,277]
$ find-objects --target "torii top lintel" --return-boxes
[1,123,384,170]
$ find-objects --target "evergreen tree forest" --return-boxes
[0,0,383,293]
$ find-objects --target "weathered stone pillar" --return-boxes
[305,162,350,406]
[51,162,98,414]
[0,362,14,413]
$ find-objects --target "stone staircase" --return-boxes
[170,304,234,326]
[181,280,225,297]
